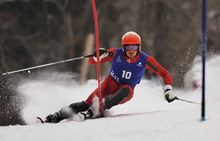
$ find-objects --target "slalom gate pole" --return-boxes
[201,0,206,121]
[175,97,201,105]
[2,54,94,76]
[91,0,103,114]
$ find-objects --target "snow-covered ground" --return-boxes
[0,55,220,141]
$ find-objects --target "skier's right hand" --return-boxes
[93,48,108,62]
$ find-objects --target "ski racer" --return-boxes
[44,31,176,123]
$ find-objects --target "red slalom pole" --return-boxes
[91,0,103,114]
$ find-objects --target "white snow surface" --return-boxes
[1,55,220,141]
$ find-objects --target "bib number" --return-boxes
[122,70,132,79]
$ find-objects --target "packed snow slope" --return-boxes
[1,55,220,141]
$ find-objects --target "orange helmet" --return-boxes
[122,31,141,45]
[122,31,141,51]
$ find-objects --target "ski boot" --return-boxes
[46,112,63,123]
[80,108,94,120]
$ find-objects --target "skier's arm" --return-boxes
[145,56,172,85]
[89,48,116,65]
[145,56,176,103]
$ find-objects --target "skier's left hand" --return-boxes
[163,85,176,103]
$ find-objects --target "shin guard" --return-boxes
[104,86,130,109]
[69,101,89,113]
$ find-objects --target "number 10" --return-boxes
[122,70,132,79]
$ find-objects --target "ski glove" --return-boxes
[163,85,176,103]
[93,48,108,62]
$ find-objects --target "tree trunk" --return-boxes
[80,33,95,83]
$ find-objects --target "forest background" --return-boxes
[0,0,219,125]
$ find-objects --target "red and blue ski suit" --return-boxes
[85,48,172,107]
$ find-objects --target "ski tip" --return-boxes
[37,117,46,123]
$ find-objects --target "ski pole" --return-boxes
[175,97,201,105]
[2,54,94,76]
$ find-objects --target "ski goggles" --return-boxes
[124,45,139,51]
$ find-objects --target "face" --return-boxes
[124,45,139,59]
[126,50,138,58]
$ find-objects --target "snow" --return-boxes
[1,56,220,141]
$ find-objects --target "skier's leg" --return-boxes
[46,101,89,123]
[83,84,133,119]
[69,101,89,113]
[83,76,121,118]
[104,85,133,109]
[85,75,121,107]
[79,85,132,119]
[119,86,135,104]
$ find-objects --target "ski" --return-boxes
[36,109,94,124]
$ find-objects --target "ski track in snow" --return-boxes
[1,56,220,141]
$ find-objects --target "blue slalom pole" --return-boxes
[201,0,206,121]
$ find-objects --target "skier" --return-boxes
[44,31,176,123]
